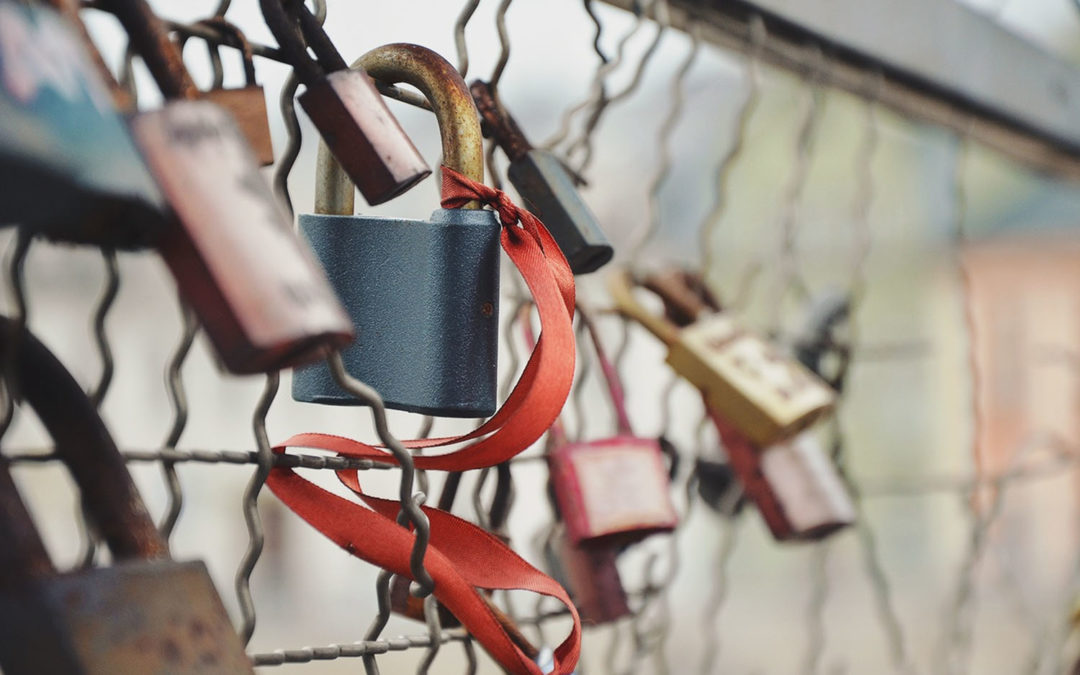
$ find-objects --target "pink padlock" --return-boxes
[541,308,678,548]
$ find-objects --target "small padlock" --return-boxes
[0,0,166,247]
[260,0,429,204]
[292,44,501,416]
[609,267,836,446]
[709,412,855,541]
[196,18,274,166]
[105,0,354,373]
[545,308,677,547]
[471,80,613,275]
[0,317,253,674]
[542,525,630,626]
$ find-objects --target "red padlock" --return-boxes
[542,525,631,626]
[537,307,678,548]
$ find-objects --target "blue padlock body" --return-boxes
[292,208,501,417]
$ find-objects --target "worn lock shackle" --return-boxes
[259,0,324,84]
[315,43,484,216]
[0,317,167,577]
[642,268,723,327]
[196,17,259,90]
[99,0,199,100]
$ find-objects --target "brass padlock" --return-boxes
[260,0,429,204]
[0,317,253,674]
[196,18,274,166]
[542,525,630,626]
[609,267,836,446]
[471,80,613,275]
[105,0,353,373]
[709,412,855,541]
[545,307,677,548]
[0,0,166,248]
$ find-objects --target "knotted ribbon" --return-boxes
[266,166,580,674]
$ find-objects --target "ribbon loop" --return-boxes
[269,167,581,674]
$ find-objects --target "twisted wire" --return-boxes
[87,250,118,408]
[698,15,764,288]
[236,371,280,645]
[567,0,669,176]
[453,0,481,77]
[541,0,651,151]
[626,15,697,262]
[158,304,197,541]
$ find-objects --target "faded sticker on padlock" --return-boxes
[678,314,835,434]
[131,101,349,346]
[563,438,677,540]
[759,434,855,534]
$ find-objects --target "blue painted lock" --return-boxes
[292,44,500,417]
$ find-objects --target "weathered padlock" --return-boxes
[542,525,630,626]
[105,0,353,373]
[196,18,274,166]
[471,80,613,275]
[609,267,836,446]
[545,308,677,547]
[260,0,429,204]
[292,44,501,416]
[0,0,166,247]
[0,317,253,674]
[709,412,855,541]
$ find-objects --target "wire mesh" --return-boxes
[2,0,1080,673]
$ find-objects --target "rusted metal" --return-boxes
[261,0,430,206]
[197,18,275,166]
[0,317,255,674]
[97,0,199,100]
[0,315,165,560]
[354,43,485,210]
[471,79,530,163]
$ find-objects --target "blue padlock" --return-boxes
[292,44,501,417]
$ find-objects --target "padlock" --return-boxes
[196,18,274,166]
[104,0,354,373]
[709,412,855,541]
[0,0,166,247]
[523,300,676,547]
[259,0,429,204]
[471,79,613,275]
[0,317,253,674]
[292,44,501,417]
[609,267,836,446]
[542,525,630,626]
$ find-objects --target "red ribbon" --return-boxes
[266,166,580,674]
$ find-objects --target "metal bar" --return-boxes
[598,0,1080,181]
[4,448,394,470]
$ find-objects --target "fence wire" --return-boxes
[2,1,1080,674]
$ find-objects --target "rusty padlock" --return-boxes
[608,267,836,446]
[260,0,429,204]
[292,44,501,416]
[196,18,274,166]
[0,317,253,674]
[0,0,166,247]
[708,412,855,541]
[104,0,353,374]
[541,525,630,626]
[471,80,613,275]
[544,307,677,548]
